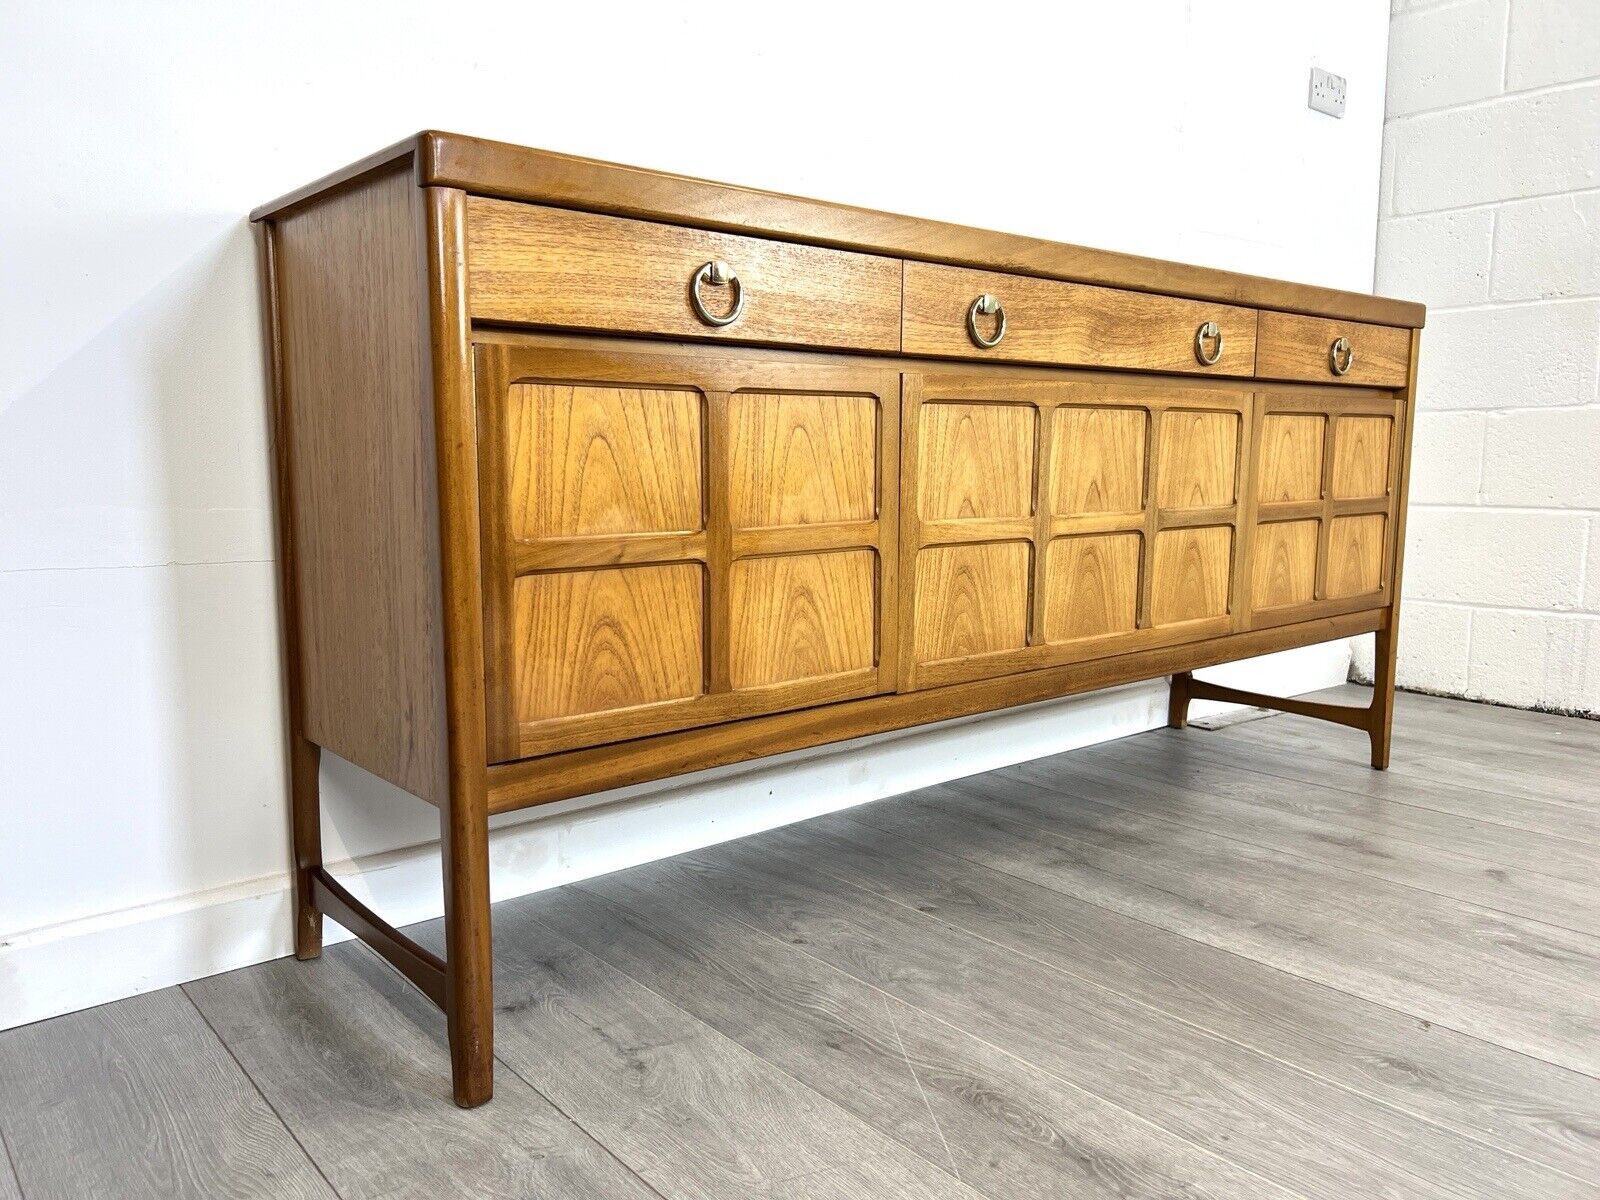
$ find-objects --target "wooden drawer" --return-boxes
[465,198,901,352]
[1256,312,1411,387]
[902,262,1258,376]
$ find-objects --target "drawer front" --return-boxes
[476,343,900,762]
[902,262,1258,376]
[1255,312,1411,387]
[900,371,1253,691]
[465,198,901,352]
[1245,391,1404,630]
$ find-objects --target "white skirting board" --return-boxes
[0,641,1351,1032]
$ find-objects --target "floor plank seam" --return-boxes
[505,911,957,1199]
[1097,738,1600,861]
[485,1053,674,1200]
[1005,762,1600,939]
[791,817,1600,1189]
[635,861,1317,1200]
[0,1120,23,1200]
[1194,731,1600,845]
[829,805,1600,1091]
[880,991,965,1185]
[178,982,343,1200]
[1214,725,1600,814]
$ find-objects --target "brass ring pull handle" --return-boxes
[967,293,1007,348]
[690,260,745,327]
[1329,336,1355,376]
[1193,320,1224,366]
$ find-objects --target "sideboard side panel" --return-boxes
[270,161,448,804]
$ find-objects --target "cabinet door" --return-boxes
[1246,391,1403,628]
[477,344,898,761]
[900,373,1251,690]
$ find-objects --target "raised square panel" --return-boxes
[1151,526,1233,625]
[1251,520,1319,610]
[512,563,704,723]
[918,402,1035,521]
[1332,416,1394,499]
[729,393,877,529]
[1257,415,1325,503]
[1044,533,1141,643]
[730,550,877,689]
[1327,514,1386,599]
[913,542,1031,664]
[1050,407,1147,516]
[1157,410,1239,510]
[509,383,703,541]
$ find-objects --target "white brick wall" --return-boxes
[1375,0,1600,716]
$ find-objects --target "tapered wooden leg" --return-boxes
[441,792,494,1107]
[288,737,324,960]
[1168,671,1193,729]
[1368,620,1400,771]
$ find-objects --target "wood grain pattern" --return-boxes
[1049,407,1147,515]
[1257,312,1412,387]
[480,345,900,761]
[0,990,334,1200]
[534,866,1304,1200]
[1156,410,1239,510]
[729,550,877,689]
[1151,526,1233,625]
[507,382,704,540]
[939,763,1600,1082]
[185,945,657,1198]
[512,563,704,723]
[488,608,1385,812]
[1252,520,1320,610]
[1256,414,1325,503]
[903,261,1260,375]
[729,392,876,528]
[1331,415,1394,499]
[913,542,1031,664]
[1326,514,1386,599]
[328,130,1438,327]
[474,898,982,1198]
[667,835,1577,1200]
[814,785,1600,1192]
[917,402,1035,520]
[1043,533,1141,643]
[271,160,446,803]
[466,198,901,351]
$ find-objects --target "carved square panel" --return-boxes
[1251,520,1319,610]
[1050,407,1147,517]
[509,383,703,540]
[729,551,877,689]
[1257,415,1325,503]
[1332,416,1393,499]
[1327,514,1386,598]
[512,563,704,723]
[913,541,1031,664]
[1044,533,1141,643]
[1157,410,1239,510]
[1151,526,1233,625]
[729,393,877,529]
[918,402,1035,521]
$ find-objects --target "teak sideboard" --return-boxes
[254,132,1426,1106]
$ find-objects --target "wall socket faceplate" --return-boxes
[1309,67,1347,118]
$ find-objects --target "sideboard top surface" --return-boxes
[251,131,1426,330]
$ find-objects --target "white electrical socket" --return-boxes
[1309,67,1347,118]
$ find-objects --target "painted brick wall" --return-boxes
[1363,0,1600,714]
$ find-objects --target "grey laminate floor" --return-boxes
[3,686,1598,1199]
